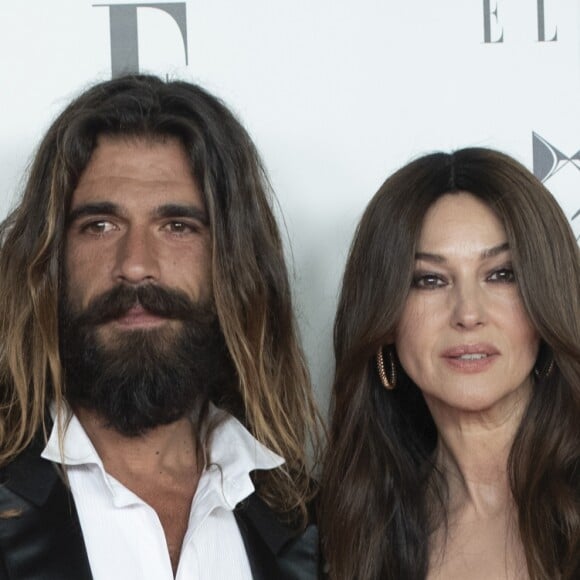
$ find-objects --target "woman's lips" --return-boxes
[441,344,500,373]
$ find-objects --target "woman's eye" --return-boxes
[412,273,446,289]
[488,268,515,283]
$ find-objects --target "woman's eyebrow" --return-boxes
[414,251,446,264]
[415,242,510,263]
[481,242,510,259]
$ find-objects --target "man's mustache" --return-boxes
[73,284,212,327]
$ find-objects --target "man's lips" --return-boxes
[441,343,500,372]
[112,304,167,328]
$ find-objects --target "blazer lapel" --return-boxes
[235,494,319,580]
[0,437,92,580]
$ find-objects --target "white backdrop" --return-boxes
[1,0,579,410]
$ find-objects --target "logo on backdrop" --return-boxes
[483,0,557,43]
[532,133,580,183]
[94,2,188,77]
[532,132,580,239]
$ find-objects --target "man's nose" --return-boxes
[113,226,160,284]
[450,281,487,330]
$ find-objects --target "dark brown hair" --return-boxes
[0,74,321,524]
[321,148,580,579]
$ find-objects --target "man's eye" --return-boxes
[488,268,515,283]
[80,220,116,234]
[163,221,198,234]
[412,273,446,289]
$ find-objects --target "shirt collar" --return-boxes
[204,406,284,507]
[41,405,102,467]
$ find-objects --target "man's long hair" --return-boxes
[321,148,580,578]
[0,74,320,524]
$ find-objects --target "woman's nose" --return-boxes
[450,281,487,330]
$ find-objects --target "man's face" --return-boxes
[65,135,212,341]
[60,135,231,436]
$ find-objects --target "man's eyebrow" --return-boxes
[415,242,510,263]
[154,204,209,225]
[67,202,119,224]
[67,202,209,226]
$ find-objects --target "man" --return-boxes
[0,75,320,579]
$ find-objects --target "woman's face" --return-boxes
[395,192,540,414]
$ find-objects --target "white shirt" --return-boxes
[41,406,284,580]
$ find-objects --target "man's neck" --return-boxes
[74,407,200,480]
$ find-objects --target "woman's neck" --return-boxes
[426,381,531,515]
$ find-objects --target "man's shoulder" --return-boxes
[0,442,93,580]
[0,435,58,506]
[235,493,320,580]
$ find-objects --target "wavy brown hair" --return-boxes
[321,148,580,579]
[0,74,321,525]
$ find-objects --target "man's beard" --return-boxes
[59,283,235,437]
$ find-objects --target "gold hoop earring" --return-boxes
[377,347,397,390]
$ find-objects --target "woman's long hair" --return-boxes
[0,74,321,525]
[321,148,580,579]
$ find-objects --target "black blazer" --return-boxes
[0,438,319,580]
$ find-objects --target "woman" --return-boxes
[321,148,580,580]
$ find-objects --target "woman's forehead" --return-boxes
[417,192,507,256]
